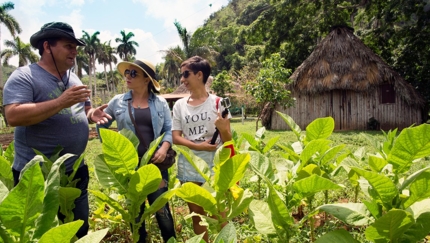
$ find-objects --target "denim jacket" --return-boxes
[98,91,172,145]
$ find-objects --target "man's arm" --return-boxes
[5,85,91,127]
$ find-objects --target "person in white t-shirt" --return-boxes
[172,56,232,241]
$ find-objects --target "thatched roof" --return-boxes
[171,76,213,94]
[289,26,425,107]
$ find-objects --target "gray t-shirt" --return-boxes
[3,63,89,172]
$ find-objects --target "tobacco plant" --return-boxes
[248,112,347,242]
[0,154,107,243]
[174,141,253,240]
[90,128,176,243]
[316,123,430,242]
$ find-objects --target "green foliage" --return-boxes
[317,123,430,242]
[245,53,294,130]
[91,129,175,243]
[0,155,107,242]
[211,71,234,97]
[174,141,253,236]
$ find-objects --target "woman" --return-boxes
[98,59,175,243]
[172,56,232,241]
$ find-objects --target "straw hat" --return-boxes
[117,59,160,91]
[30,22,85,48]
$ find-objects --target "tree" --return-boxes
[211,70,233,97]
[97,40,117,93]
[174,20,192,58]
[1,36,38,66]
[0,1,21,88]
[160,46,184,88]
[81,30,100,102]
[245,53,294,130]
[74,47,89,79]
[115,30,138,61]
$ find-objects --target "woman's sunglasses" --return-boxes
[179,70,195,79]
[124,69,138,78]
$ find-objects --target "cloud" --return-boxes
[1,0,228,69]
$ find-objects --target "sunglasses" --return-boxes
[179,70,195,79]
[124,69,138,78]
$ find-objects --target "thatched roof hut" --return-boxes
[271,26,426,131]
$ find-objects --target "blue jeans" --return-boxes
[136,169,176,243]
[13,164,89,239]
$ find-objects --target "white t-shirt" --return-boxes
[172,94,230,143]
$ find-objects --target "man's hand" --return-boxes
[88,104,112,125]
[58,85,91,109]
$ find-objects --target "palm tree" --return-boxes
[1,36,38,66]
[97,40,117,93]
[160,46,184,88]
[174,20,192,57]
[81,30,100,101]
[0,1,21,88]
[74,47,89,79]
[115,30,138,61]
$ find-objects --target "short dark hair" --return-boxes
[181,56,211,84]
[37,38,59,55]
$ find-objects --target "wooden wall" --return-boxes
[272,89,423,131]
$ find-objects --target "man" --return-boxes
[2,22,111,238]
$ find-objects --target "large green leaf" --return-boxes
[400,212,430,243]
[262,135,280,154]
[400,166,430,191]
[93,154,128,194]
[266,182,293,241]
[317,203,373,226]
[75,228,109,243]
[119,128,139,150]
[315,229,359,243]
[33,156,64,240]
[0,156,13,190]
[143,190,177,219]
[213,222,237,243]
[0,159,44,238]
[241,133,260,152]
[58,187,81,223]
[293,174,342,197]
[214,153,250,194]
[407,198,430,219]
[38,220,82,243]
[140,133,165,167]
[174,145,210,181]
[248,151,277,184]
[99,128,138,175]
[228,187,253,219]
[388,124,430,174]
[0,180,8,203]
[352,167,398,210]
[127,164,161,206]
[368,155,388,173]
[365,209,414,243]
[305,117,334,143]
[275,111,302,140]
[176,182,217,216]
[299,139,331,166]
[320,144,346,167]
[403,171,430,208]
[248,200,276,235]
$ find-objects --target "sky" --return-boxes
[1,0,230,71]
